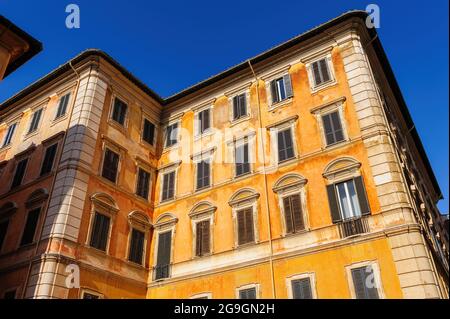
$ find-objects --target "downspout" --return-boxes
[247,59,276,299]
[21,60,82,299]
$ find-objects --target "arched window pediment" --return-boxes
[228,188,260,208]
[26,188,49,208]
[323,157,361,181]
[90,192,119,214]
[154,212,178,230]
[189,201,217,219]
[0,201,18,218]
[272,173,307,193]
[128,210,152,230]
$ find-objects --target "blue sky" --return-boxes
[1,0,448,212]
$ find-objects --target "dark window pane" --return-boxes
[277,129,295,162]
[83,293,99,299]
[128,228,145,264]
[198,109,210,134]
[142,119,155,145]
[155,231,172,280]
[2,123,17,147]
[111,98,127,125]
[351,266,379,299]
[40,143,58,176]
[11,158,28,189]
[292,278,313,299]
[56,93,70,118]
[239,288,256,299]
[28,109,43,133]
[322,111,344,146]
[196,161,210,190]
[283,194,305,234]
[0,220,9,249]
[20,208,41,246]
[161,171,175,201]
[233,93,247,120]
[165,123,178,147]
[101,149,119,183]
[195,220,210,257]
[89,212,110,251]
[136,168,151,199]
[312,58,331,86]
[235,143,250,176]
[237,208,254,245]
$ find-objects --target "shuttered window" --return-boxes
[155,231,172,280]
[128,228,145,265]
[142,119,155,145]
[322,111,344,145]
[351,266,380,299]
[101,149,119,183]
[0,220,9,249]
[136,168,151,200]
[270,74,293,104]
[55,93,70,119]
[312,58,331,87]
[239,287,257,299]
[89,212,110,251]
[277,128,295,162]
[2,123,17,147]
[196,160,210,190]
[235,142,250,177]
[20,208,41,246]
[197,109,211,135]
[165,123,178,147]
[292,278,313,299]
[237,208,254,245]
[195,220,210,257]
[111,98,127,125]
[28,108,43,134]
[11,158,28,190]
[326,176,370,223]
[282,194,305,234]
[232,93,247,120]
[40,143,58,176]
[161,171,175,201]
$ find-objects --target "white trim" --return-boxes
[189,292,212,299]
[305,52,337,93]
[286,272,317,299]
[80,288,104,299]
[190,214,214,258]
[277,187,309,236]
[229,191,260,248]
[194,104,213,138]
[269,120,299,165]
[159,165,179,203]
[345,260,385,299]
[312,100,348,148]
[163,120,181,150]
[228,90,251,124]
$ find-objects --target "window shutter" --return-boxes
[203,109,210,132]
[143,119,155,145]
[11,158,28,189]
[351,266,379,299]
[283,74,293,98]
[292,278,313,299]
[330,111,344,142]
[245,208,254,243]
[283,197,294,234]
[354,176,370,215]
[201,221,210,255]
[319,59,331,83]
[156,231,172,279]
[239,94,247,117]
[322,113,335,145]
[239,288,256,299]
[270,80,278,104]
[326,184,341,223]
[195,221,203,256]
[232,96,239,120]
[40,143,58,176]
[102,149,119,183]
[20,208,41,246]
[129,229,145,264]
[291,194,305,231]
[312,61,321,86]
[237,209,246,245]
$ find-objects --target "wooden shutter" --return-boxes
[330,111,344,142]
[239,288,256,299]
[20,208,41,246]
[238,93,247,117]
[237,208,254,245]
[156,231,172,279]
[292,278,313,299]
[354,176,370,215]
[312,61,321,86]
[319,58,330,82]
[232,96,239,120]
[102,149,119,183]
[137,169,150,199]
[143,119,155,145]
[351,266,379,299]
[90,212,110,251]
[11,158,28,189]
[270,80,278,104]
[283,74,293,98]
[196,221,210,256]
[56,94,70,118]
[40,143,58,176]
[326,184,342,223]
[283,196,294,234]
[129,229,145,264]
[291,194,304,231]
[3,123,17,146]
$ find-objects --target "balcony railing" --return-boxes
[338,216,370,238]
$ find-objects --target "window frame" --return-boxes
[10,156,30,190]
[109,96,129,128]
[152,213,178,281]
[163,120,181,149]
[39,142,59,177]
[80,288,104,299]
[311,98,348,148]
[276,189,308,236]
[192,148,215,192]
[286,272,317,299]
[99,145,121,185]
[305,53,336,93]
[126,211,152,267]
[189,202,216,258]
[140,115,158,149]
[229,189,260,248]
[229,91,251,124]
[1,122,18,148]
[18,206,42,247]
[236,283,260,299]
[345,260,384,299]
[135,165,152,201]
[159,162,180,203]
[54,92,72,120]
[268,116,299,165]
[27,107,44,135]
[189,292,212,299]
[194,105,213,138]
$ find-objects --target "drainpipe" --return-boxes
[247,59,276,299]
[21,60,83,299]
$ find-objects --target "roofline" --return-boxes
[0,15,43,78]
[0,10,442,199]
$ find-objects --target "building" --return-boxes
[0,11,448,299]
[0,15,42,81]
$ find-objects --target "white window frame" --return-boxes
[189,292,212,299]
[286,272,317,299]
[276,185,309,236]
[268,116,299,165]
[227,133,256,179]
[305,52,336,93]
[194,104,213,138]
[192,148,215,192]
[311,98,348,148]
[345,260,385,299]
[229,90,251,125]
[335,179,362,219]
[189,202,216,258]
[152,213,178,281]
[159,162,181,203]
[236,283,260,299]
[163,120,181,150]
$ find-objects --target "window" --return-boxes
[3,290,16,299]
[20,208,41,246]
[237,208,254,245]
[40,143,58,176]
[142,119,156,146]
[136,168,151,200]
[350,265,380,299]
[196,108,211,135]
[111,98,127,126]
[195,220,210,257]
[322,111,344,146]
[0,220,9,250]
[232,93,247,120]
[282,194,305,234]
[270,74,293,104]
[155,231,172,280]
[239,287,256,299]
[2,123,17,147]
[196,160,210,190]
[235,142,250,177]
[80,289,103,299]
[11,158,28,190]
[89,212,110,251]
[327,177,370,223]
[311,58,331,87]
[128,228,145,264]
[164,123,179,148]
[82,293,100,299]
[291,278,313,299]
[101,148,119,183]
[161,171,175,201]
[277,128,295,162]
[28,108,43,134]
[55,93,70,119]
